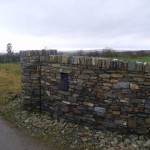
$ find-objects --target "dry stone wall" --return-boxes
[20,50,150,134]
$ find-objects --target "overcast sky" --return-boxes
[0,0,150,52]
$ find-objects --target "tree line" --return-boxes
[0,43,20,63]
[59,48,150,58]
[1,44,149,63]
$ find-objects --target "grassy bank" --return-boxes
[113,57,150,62]
[0,63,21,121]
[0,63,21,105]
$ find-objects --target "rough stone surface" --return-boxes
[94,107,106,113]
[130,83,139,90]
[113,82,130,89]
[20,50,150,135]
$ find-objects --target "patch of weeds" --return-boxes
[42,134,53,142]
[0,99,10,105]
[43,130,61,143]
[41,131,69,149]
[80,142,93,149]
[0,108,16,122]
[51,130,61,138]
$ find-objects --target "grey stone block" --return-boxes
[113,82,129,89]
[94,107,106,113]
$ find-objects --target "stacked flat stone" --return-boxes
[20,50,150,134]
[20,50,57,111]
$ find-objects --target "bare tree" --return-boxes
[102,47,118,57]
[6,43,12,54]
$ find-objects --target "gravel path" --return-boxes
[0,117,51,150]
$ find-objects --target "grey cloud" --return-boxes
[0,0,150,49]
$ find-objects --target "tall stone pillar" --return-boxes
[20,50,57,112]
[20,50,41,111]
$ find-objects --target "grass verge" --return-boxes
[0,63,21,122]
[0,63,21,105]
[112,57,150,62]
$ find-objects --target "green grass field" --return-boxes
[0,63,21,105]
[113,57,150,62]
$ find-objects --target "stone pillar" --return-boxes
[20,50,57,112]
[20,50,41,111]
